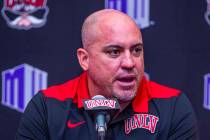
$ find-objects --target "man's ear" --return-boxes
[77,48,89,71]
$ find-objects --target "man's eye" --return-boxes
[106,49,120,57]
[132,47,142,57]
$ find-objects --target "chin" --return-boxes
[113,90,136,102]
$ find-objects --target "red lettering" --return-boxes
[85,99,117,109]
[95,99,102,106]
[108,100,116,108]
[85,101,92,109]
[5,0,45,8]
[104,100,108,106]
[124,119,131,134]
[133,114,141,129]
[149,115,159,133]
[141,114,150,130]
[124,114,159,135]
[6,0,14,8]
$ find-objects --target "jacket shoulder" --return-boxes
[148,81,181,99]
[41,76,81,101]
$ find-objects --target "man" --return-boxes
[16,9,198,140]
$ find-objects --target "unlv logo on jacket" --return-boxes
[124,114,159,134]
[1,0,49,30]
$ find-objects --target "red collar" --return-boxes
[132,77,151,113]
[73,72,90,108]
[132,77,181,113]
[43,72,180,113]
[75,73,180,113]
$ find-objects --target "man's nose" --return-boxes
[121,52,135,70]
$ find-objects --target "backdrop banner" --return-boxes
[0,0,209,139]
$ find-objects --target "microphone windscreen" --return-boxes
[92,95,106,100]
[82,95,120,111]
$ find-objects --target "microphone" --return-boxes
[83,95,120,140]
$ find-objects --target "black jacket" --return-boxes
[16,72,198,140]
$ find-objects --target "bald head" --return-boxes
[81,9,141,49]
[77,9,144,100]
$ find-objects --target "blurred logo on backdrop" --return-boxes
[105,0,154,29]
[204,73,210,110]
[1,0,49,30]
[205,0,210,26]
[1,64,48,112]
[144,72,150,80]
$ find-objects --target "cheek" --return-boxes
[136,57,144,70]
[88,57,114,75]
[92,55,120,71]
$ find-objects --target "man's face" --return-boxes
[86,17,144,102]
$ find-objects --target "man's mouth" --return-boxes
[115,75,136,88]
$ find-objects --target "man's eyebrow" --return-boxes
[103,45,123,49]
[132,43,143,47]
[103,43,143,50]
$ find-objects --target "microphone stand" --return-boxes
[82,95,120,140]
[97,126,106,140]
[96,113,107,140]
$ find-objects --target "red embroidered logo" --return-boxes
[124,114,159,134]
[67,120,85,128]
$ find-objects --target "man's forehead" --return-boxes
[95,15,140,35]
[82,9,142,49]
[86,9,137,30]
[93,18,141,48]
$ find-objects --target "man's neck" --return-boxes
[87,75,112,98]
